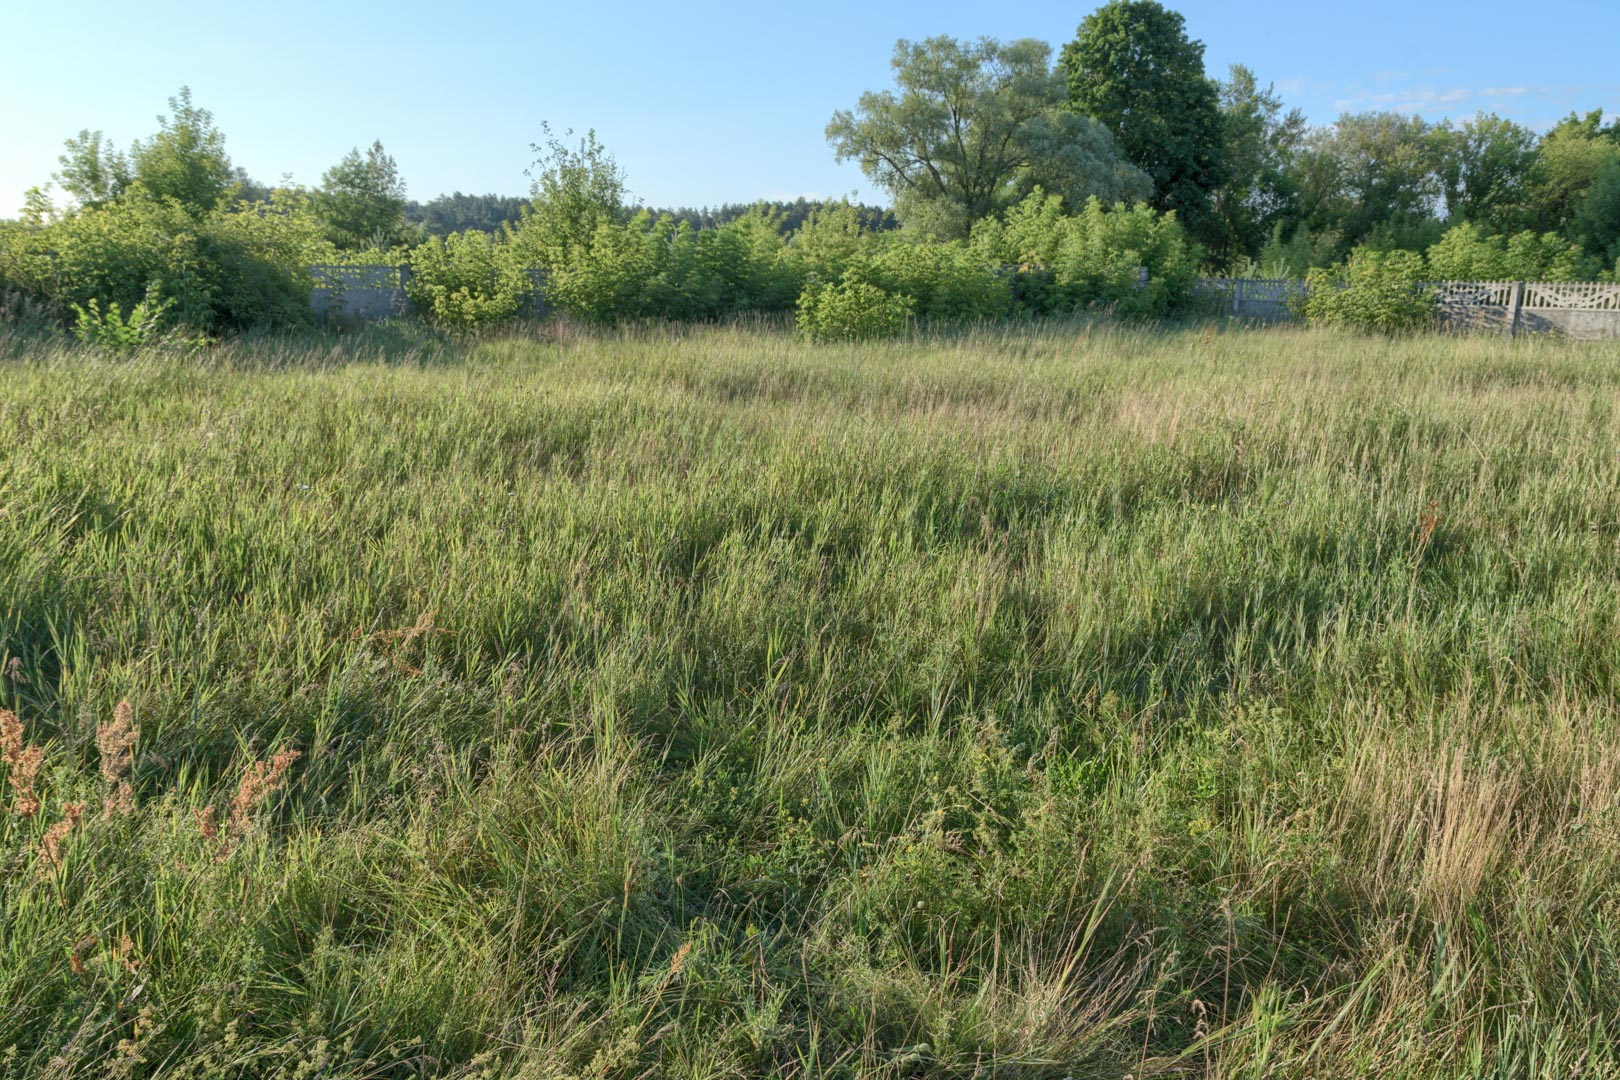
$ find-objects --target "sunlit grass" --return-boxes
[2,319,1618,1077]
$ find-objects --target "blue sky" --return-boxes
[4,0,1618,215]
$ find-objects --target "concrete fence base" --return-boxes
[309,265,547,322]
[1197,277,1620,340]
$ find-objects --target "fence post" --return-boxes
[1505,281,1523,339]
[1234,278,1245,317]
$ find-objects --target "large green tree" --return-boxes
[314,141,408,249]
[1524,111,1620,235]
[1572,159,1620,271]
[1292,112,1446,253]
[52,88,234,214]
[826,36,1149,240]
[129,88,236,214]
[1436,113,1539,232]
[1060,0,1226,246]
[1211,64,1306,266]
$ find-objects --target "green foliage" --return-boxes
[405,230,533,329]
[1425,222,1587,281]
[537,208,802,324]
[53,130,132,208]
[70,289,173,353]
[128,87,236,214]
[1248,222,1338,277]
[314,141,408,250]
[516,124,628,276]
[1572,159,1620,268]
[1211,64,1306,267]
[978,190,1198,314]
[1523,115,1620,233]
[1294,112,1446,255]
[1303,247,1436,333]
[795,278,913,341]
[785,200,873,282]
[1061,0,1227,246]
[827,35,1148,240]
[647,196,897,236]
[843,239,1011,321]
[0,187,324,332]
[406,191,530,236]
[1437,113,1539,233]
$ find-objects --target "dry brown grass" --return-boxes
[95,700,138,818]
[2,707,45,818]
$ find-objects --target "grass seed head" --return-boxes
[38,801,85,873]
[2,708,44,817]
[97,700,139,816]
[228,747,301,838]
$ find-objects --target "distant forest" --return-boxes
[403,192,897,237]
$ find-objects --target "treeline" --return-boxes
[643,199,898,236]
[825,5,1620,278]
[401,195,897,239]
[3,0,1619,344]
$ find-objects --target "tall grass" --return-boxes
[1,319,1618,1077]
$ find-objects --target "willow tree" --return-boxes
[827,36,1149,239]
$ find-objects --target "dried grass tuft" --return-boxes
[97,700,139,817]
[2,708,45,817]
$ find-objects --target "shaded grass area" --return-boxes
[2,320,1619,1077]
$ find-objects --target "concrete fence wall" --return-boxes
[310,265,547,321]
[313,264,1620,339]
[309,265,412,321]
[1198,276,1620,340]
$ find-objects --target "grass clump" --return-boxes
[1,319,1619,1076]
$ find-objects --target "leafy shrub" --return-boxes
[1425,222,1587,281]
[0,187,323,332]
[535,211,670,323]
[1303,248,1436,334]
[71,289,173,353]
[977,191,1198,316]
[535,208,803,324]
[796,280,913,342]
[405,231,533,330]
[785,201,873,283]
[844,240,1011,321]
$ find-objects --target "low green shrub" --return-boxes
[1303,248,1436,334]
[976,191,1199,316]
[796,279,913,342]
[1425,222,1588,281]
[528,208,803,324]
[405,230,533,330]
[0,187,324,333]
[70,289,173,353]
[844,240,1012,321]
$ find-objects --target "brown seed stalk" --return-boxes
[2,708,45,817]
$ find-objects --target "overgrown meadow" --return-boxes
[3,320,1619,1077]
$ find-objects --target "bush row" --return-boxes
[1,186,1203,342]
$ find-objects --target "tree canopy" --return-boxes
[1210,64,1306,266]
[1061,0,1226,246]
[129,88,236,213]
[314,141,408,250]
[826,35,1149,240]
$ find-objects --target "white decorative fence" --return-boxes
[1199,277,1620,340]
